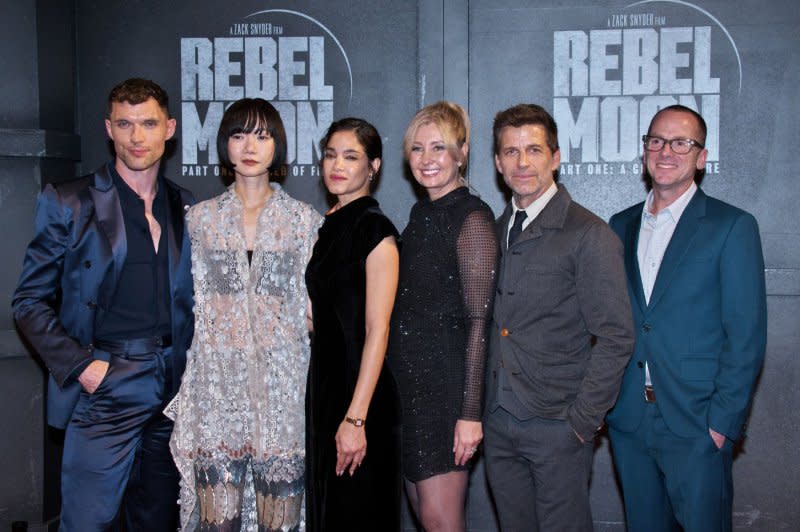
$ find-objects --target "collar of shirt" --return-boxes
[642,181,698,226]
[637,180,698,305]
[511,181,558,233]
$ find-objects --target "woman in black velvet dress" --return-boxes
[388,101,498,531]
[305,118,401,531]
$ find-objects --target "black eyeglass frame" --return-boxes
[641,135,704,154]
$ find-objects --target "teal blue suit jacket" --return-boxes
[606,188,766,441]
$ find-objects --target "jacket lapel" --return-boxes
[515,217,543,244]
[164,181,183,282]
[164,180,190,289]
[647,189,707,311]
[496,204,512,254]
[514,185,570,246]
[89,165,126,293]
[623,209,647,315]
[495,205,512,311]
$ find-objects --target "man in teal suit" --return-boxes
[607,105,767,532]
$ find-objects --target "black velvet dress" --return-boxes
[387,186,498,482]
[305,196,401,532]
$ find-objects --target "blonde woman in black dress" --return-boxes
[388,102,498,531]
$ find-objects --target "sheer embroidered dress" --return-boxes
[166,184,321,531]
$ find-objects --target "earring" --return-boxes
[368,172,374,181]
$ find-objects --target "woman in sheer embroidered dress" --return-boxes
[305,118,402,530]
[388,101,498,531]
[167,98,322,531]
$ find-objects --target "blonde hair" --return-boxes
[403,101,470,177]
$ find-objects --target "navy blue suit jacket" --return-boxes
[606,188,767,440]
[12,163,195,428]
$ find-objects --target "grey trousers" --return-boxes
[484,408,594,532]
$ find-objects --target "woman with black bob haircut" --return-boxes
[168,97,322,531]
[305,117,402,531]
[216,97,287,176]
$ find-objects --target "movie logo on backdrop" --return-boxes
[552,0,741,178]
[179,9,353,179]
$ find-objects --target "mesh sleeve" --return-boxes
[455,208,499,420]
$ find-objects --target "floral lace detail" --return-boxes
[167,184,321,530]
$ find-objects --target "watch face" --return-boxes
[346,416,365,427]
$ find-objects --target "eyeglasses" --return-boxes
[642,135,704,155]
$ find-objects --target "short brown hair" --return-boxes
[107,78,170,117]
[648,104,707,145]
[493,104,559,155]
[403,101,470,177]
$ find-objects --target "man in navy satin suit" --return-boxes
[607,105,767,532]
[13,78,194,531]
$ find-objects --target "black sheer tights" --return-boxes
[405,470,469,532]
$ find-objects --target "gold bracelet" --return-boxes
[344,416,365,427]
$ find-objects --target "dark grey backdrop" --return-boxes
[1,1,797,530]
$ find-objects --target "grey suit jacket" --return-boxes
[486,185,635,440]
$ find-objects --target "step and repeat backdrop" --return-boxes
[73,1,798,530]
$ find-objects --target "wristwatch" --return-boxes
[344,416,365,427]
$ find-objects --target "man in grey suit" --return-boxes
[484,103,635,531]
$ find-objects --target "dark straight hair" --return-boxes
[216,98,287,173]
[320,117,383,166]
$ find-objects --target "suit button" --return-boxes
[507,291,515,295]
[497,288,502,295]
[501,328,510,337]
[642,323,652,332]
[87,301,97,309]
[637,361,644,368]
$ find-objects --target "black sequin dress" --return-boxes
[388,186,498,482]
[305,196,402,531]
